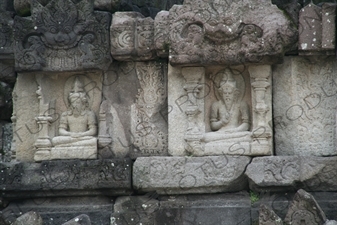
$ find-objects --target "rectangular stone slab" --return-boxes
[245,156,337,192]
[0,159,132,199]
[133,156,251,194]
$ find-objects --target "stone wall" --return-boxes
[1,0,337,224]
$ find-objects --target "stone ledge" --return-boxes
[0,159,132,199]
[245,156,337,192]
[133,156,251,194]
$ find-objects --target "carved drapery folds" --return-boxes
[13,0,112,72]
[167,0,297,66]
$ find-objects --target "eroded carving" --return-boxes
[130,62,168,157]
[14,0,112,72]
[50,77,98,160]
[168,0,297,65]
[111,12,156,61]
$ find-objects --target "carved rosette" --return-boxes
[13,0,112,72]
[167,0,297,66]
[111,12,156,61]
[181,67,205,155]
[131,62,168,157]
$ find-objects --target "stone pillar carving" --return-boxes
[181,67,205,155]
[33,85,53,161]
[248,65,273,155]
[130,61,168,157]
[10,90,17,161]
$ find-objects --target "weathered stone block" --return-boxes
[13,0,112,72]
[273,56,337,156]
[133,156,250,194]
[101,61,168,159]
[62,214,91,225]
[259,204,283,225]
[284,189,326,225]
[154,11,169,58]
[0,159,132,199]
[168,64,273,157]
[111,195,159,225]
[110,12,156,61]
[13,211,43,225]
[246,156,337,192]
[2,197,111,225]
[12,72,102,162]
[155,192,251,225]
[0,10,14,59]
[299,3,336,55]
[168,0,297,66]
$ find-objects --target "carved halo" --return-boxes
[63,75,95,108]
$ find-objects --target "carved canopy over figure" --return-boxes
[52,77,97,147]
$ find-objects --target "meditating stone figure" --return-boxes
[204,69,250,142]
[51,77,97,158]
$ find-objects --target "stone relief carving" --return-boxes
[273,57,337,156]
[204,69,250,142]
[48,76,98,160]
[169,65,272,157]
[130,62,168,157]
[168,0,297,65]
[154,11,169,58]
[13,0,112,72]
[111,12,156,61]
[133,156,250,194]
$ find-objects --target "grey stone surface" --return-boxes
[284,189,326,225]
[13,0,112,72]
[168,0,297,66]
[0,60,16,83]
[133,156,250,194]
[13,211,43,225]
[0,159,132,199]
[299,3,336,55]
[154,11,169,58]
[0,10,14,59]
[325,220,337,225]
[246,156,337,192]
[101,61,168,159]
[259,204,283,225]
[155,192,251,225]
[0,122,12,162]
[110,12,156,61]
[111,195,159,225]
[252,192,337,223]
[62,214,91,225]
[3,197,111,225]
[273,56,337,156]
[112,192,251,225]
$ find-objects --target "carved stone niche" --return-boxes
[11,72,102,162]
[13,0,112,72]
[168,64,272,156]
[99,61,168,159]
[167,0,297,66]
[110,12,156,61]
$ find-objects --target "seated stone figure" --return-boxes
[204,69,250,142]
[52,77,97,150]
